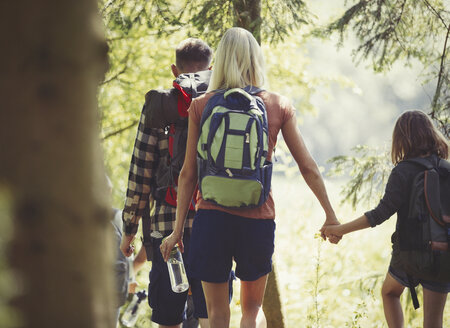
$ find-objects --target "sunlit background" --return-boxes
[106,1,449,327]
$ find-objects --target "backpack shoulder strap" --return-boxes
[243,86,264,95]
[141,204,153,261]
[438,158,450,172]
[404,157,435,170]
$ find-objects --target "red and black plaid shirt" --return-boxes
[122,107,194,236]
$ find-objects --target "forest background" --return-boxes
[0,0,448,327]
[99,0,449,326]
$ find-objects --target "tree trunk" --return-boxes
[0,1,112,327]
[263,263,286,328]
[233,0,262,43]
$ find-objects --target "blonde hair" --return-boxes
[208,27,265,91]
[391,110,449,164]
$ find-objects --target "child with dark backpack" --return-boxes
[322,110,449,328]
[160,27,339,328]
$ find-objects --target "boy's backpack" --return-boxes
[197,87,272,208]
[139,71,211,261]
[394,157,450,308]
[144,70,211,208]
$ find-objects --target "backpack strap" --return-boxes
[404,157,435,170]
[141,204,153,261]
[407,275,420,309]
[438,158,450,172]
[424,168,445,226]
[243,86,264,95]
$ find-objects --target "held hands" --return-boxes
[320,214,343,245]
[160,231,183,262]
[320,224,344,245]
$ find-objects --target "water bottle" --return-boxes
[165,239,189,293]
[121,290,147,327]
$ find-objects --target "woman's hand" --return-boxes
[160,231,183,262]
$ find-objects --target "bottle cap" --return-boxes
[136,290,147,300]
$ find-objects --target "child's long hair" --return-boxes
[391,110,448,164]
[207,27,265,92]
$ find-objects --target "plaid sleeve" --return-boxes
[122,107,160,235]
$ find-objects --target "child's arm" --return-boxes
[322,215,371,238]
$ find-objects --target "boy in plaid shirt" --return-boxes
[120,38,213,328]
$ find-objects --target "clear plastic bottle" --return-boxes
[121,290,147,327]
[166,241,189,293]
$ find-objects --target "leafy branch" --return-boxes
[324,0,449,138]
[102,120,139,140]
[327,146,392,209]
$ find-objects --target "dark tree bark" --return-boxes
[0,1,113,327]
[233,0,262,43]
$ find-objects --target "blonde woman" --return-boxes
[161,27,339,328]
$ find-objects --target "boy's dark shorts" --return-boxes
[148,233,206,326]
[188,209,275,283]
[388,265,450,293]
[148,232,234,326]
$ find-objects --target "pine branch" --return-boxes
[431,20,450,112]
[100,65,128,85]
[422,0,448,29]
[102,120,139,140]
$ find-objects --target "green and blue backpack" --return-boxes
[197,87,272,208]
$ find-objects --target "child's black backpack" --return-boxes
[394,157,450,308]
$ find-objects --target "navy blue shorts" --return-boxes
[148,233,207,326]
[188,209,275,283]
[388,265,450,293]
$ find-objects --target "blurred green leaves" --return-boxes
[97,0,316,205]
[328,145,392,209]
[322,0,449,136]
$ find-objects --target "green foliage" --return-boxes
[98,0,318,205]
[0,190,21,328]
[100,0,311,46]
[322,0,450,136]
[322,0,449,209]
[306,236,324,328]
[99,0,187,205]
[183,0,310,46]
[327,0,445,71]
[261,0,310,43]
[327,145,392,209]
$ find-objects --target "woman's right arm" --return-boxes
[159,114,200,261]
[281,116,339,227]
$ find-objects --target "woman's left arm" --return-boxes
[160,115,200,261]
[281,116,339,228]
